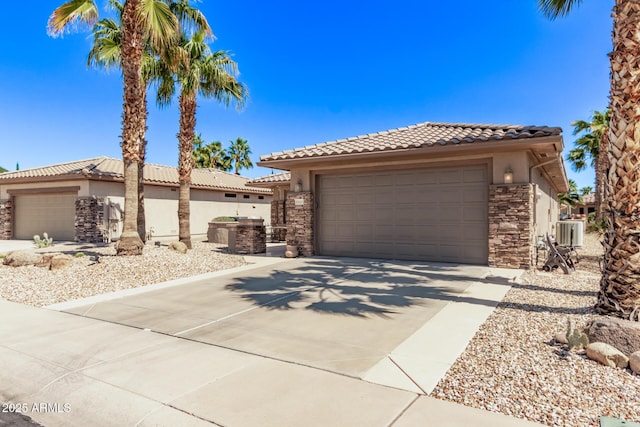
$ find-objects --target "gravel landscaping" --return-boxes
[433,232,640,427]
[0,242,247,307]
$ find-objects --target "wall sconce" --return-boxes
[504,167,513,184]
[294,179,303,192]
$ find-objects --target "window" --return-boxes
[225,193,237,198]
[258,195,264,200]
[243,195,250,199]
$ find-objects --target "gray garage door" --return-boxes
[14,193,76,240]
[317,165,488,264]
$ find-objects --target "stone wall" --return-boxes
[0,199,12,240]
[75,196,105,243]
[231,219,266,254]
[488,184,534,269]
[285,192,314,256]
[270,200,287,242]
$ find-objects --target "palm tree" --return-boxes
[566,110,610,220]
[558,179,583,216]
[49,0,179,255]
[156,32,247,249]
[540,0,640,320]
[580,186,594,196]
[227,137,253,175]
[192,134,228,169]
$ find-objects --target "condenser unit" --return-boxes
[556,220,584,247]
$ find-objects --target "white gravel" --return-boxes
[432,232,640,426]
[0,242,247,307]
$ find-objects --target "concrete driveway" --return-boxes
[55,255,521,394]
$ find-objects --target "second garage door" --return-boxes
[317,165,488,264]
[14,193,77,240]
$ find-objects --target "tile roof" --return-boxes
[260,122,562,162]
[581,193,596,204]
[0,157,271,194]
[247,171,291,185]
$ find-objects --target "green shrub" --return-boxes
[212,216,237,222]
[75,252,85,258]
[586,212,606,233]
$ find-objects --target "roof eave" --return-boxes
[258,135,564,169]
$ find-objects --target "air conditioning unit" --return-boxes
[556,220,584,247]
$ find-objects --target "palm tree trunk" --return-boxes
[595,132,609,220]
[115,0,144,256]
[177,92,197,249]
[597,0,640,321]
[137,90,148,243]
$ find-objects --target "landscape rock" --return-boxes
[586,317,640,357]
[554,332,569,344]
[3,250,44,267]
[50,254,73,270]
[630,351,640,374]
[37,253,63,268]
[168,241,188,254]
[586,342,629,369]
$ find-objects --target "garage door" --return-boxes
[14,193,76,240]
[317,165,488,264]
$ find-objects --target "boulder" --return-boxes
[630,351,640,374]
[3,250,44,267]
[586,317,640,357]
[586,342,629,369]
[50,254,73,270]
[168,241,188,254]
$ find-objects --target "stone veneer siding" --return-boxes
[270,200,287,242]
[233,219,266,254]
[75,196,105,243]
[488,184,534,269]
[0,199,12,240]
[286,192,314,256]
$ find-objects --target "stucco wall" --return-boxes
[530,167,560,242]
[0,180,89,199]
[89,181,271,240]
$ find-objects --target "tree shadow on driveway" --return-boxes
[226,258,500,318]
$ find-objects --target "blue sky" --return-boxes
[0,1,612,190]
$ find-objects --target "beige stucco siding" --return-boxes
[530,167,560,242]
[1,180,89,199]
[90,181,271,240]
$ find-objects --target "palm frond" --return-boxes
[538,0,584,19]
[140,0,179,52]
[48,0,99,37]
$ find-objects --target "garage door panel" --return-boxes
[317,165,488,264]
[14,193,76,240]
[463,167,487,183]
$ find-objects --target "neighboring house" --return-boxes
[0,157,272,242]
[258,121,569,269]
[563,192,595,218]
[248,171,291,241]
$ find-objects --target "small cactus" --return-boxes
[566,317,589,350]
[33,232,54,248]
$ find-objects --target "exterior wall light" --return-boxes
[504,168,513,184]
[294,179,303,192]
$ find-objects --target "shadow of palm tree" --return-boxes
[224,258,531,318]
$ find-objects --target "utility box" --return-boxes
[556,220,584,247]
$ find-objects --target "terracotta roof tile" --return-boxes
[0,157,271,194]
[247,171,291,186]
[259,121,562,163]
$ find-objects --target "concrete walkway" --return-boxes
[0,255,544,427]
